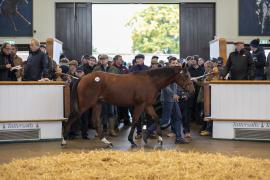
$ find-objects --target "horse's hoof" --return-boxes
[61,139,67,146]
[106,143,113,148]
[158,136,163,146]
[143,130,150,144]
[131,143,137,148]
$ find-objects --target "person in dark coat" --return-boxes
[129,54,149,72]
[113,55,130,126]
[40,44,57,80]
[250,39,266,80]
[222,41,255,80]
[266,52,270,80]
[188,55,205,124]
[0,42,15,81]
[80,55,96,75]
[24,39,48,81]
[129,54,149,139]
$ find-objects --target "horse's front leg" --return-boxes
[145,106,163,146]
[92,103,113,147]
[128,104,145,147]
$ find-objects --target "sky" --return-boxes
[92,4,149,54]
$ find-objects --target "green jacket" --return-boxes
[93,65,121,74]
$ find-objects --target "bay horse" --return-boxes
[0,0,31,32]
[62,66,194,147]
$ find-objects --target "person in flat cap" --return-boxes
[250,39,266,80]
[222,41,255,80]
[150,58,159,69]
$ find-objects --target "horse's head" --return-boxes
[172,65,195,94]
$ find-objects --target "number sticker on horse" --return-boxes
[95,77,101,82]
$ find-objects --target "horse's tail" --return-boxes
[70,79,81,118]
[63,79,81,140]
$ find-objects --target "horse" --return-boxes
[0,0,31,32]
[62,66,194,147]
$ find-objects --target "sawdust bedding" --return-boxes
[0,150,269,180]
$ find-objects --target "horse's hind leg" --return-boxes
[92,103,113,147]
[61,111,80,146]
[128,104,145,147]
[145,106,163,146]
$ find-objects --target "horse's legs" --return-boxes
[128,104,145,147]
[16,10,31,25]
[92,103,113,147]
[144,106,163,146]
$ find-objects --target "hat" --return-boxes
[250,39,260,48]
[135,54,145,60]
[234,41,244,45]
[151,59,159,64]
[76,66,84,72]
[60,58,69,64]
[69,60,78,66]
[211,58,218,63]
[40,44,46,49]
[98,54,109,60]
[217,57,224,65]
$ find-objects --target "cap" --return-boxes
[69,60,78,66]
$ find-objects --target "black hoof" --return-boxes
[107,143,113,148]
[143,130,150,144]
[131,143,137,148]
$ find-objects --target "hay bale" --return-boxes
[0,150,269,180]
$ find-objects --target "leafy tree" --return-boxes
[126,4,179,54]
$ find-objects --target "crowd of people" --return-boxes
[1,38,270,144]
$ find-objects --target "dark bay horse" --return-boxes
[62,66,194,147]
[0,0,31,31]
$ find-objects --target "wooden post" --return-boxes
[204,82,211,117]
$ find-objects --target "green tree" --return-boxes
[126,4,179,54]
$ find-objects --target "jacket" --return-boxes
[129,64,149,72]
[251,46,266,77]
[113,64,129,74]
[93,64,120,74]
[161,83,178,103]
[223,49,255,80]
[24,49,48,81]
[0,51,14,81]
[13,55,24,79]
[266,53,270,80]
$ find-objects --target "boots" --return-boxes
[109,117,117,137]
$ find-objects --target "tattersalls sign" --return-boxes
[233,122,270,129]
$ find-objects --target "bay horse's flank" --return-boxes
[62,66,194,147]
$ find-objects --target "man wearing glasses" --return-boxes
[0,42,14,81]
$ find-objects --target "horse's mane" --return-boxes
[141,67,177,77]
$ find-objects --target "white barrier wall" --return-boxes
[209,81,270,141]
[0,82,65,142]
[211,84,270,120]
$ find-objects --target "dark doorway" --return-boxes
[180,3,215,59]
[55,3,92,60]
